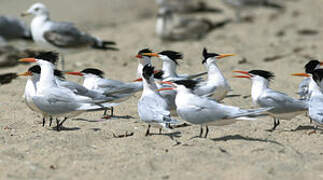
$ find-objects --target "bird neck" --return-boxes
[142,77,158,94]
[251,77,269,102]
[162,61,178,78]
[38,63,57,91]
[83,75,101,90]
[207,62,226,82]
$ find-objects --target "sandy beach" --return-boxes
[0,0,323,179]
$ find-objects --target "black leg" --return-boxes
[204,126,209,138]
[309,117,313,124]
[56,118,60,131]
[159,128,162,134]
[145,124,151,136]
[272,118,280,131]
[58,117,68,127]
[103,109,107,116]
[49,117,53,127]
[199,126,204,138]
[42,117,45,127]
[110,107,114,117]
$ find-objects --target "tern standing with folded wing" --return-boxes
[234,70,308,131]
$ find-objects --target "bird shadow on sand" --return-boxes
[290,125,323,133]
[72,115,134,123]
[50,126,80,131]
[211,134,283,146]
[148,131,182,138]
[225,94,241,98]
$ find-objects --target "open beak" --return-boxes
[157,87,175,91]
[19,58,37,63]
[217,54,236,59]
[233,70,251,78]
[141,53,160,57]
[291,73,310,77]
[18,71,32,76]
[21,12,31,17]
[65,72,84,76]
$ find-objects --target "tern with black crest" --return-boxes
[19,52,116,130]
[158,80,272,138]
[138,64,179,136]
[234,70,308,130]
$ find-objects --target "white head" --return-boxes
[22,3,49,17]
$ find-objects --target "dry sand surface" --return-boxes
[0,0,323,179]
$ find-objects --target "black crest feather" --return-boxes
[312,69,323,85]
[81,68,104,78]
[305,60,320,74]
[174,80,198,90]
[138,48,152,55]
[159,50,183,65]
[35,51,58,64]
[142,64,154,81]
[248,70,275,81]
[202,48,220,64]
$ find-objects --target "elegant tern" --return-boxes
[234,70,308,131]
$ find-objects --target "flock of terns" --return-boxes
[1,1,322,138]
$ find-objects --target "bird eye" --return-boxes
[34,7,39,11]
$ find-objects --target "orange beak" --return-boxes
[65,72,84,76]
[141,53,159,57]
[19,58,37,63]
[291,73,310,77]
[159,81,174,86]
[233,70,251,79]
[217,54,236,59]
[133,78,142,82]
[157,87,175,91]
[136,54,143,58]
[320,62,323,65]
[18,71,32,76]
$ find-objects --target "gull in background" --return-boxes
[158,80,272,138]
[222,0,284,22]
[21,2,117,70]
[234,70,308,131]
[156,7,230,41]
[155,0,222,14]
[0,16,31,41]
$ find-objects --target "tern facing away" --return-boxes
[19,52,116,130]
[306,69,323,130]
[291,60,323,100]
[234,70,308,131]
[21,2,117,69]
[66,68,143,118]
[158,80,272,138]
[138,64,179,136]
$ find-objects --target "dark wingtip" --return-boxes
[92,41,118,51]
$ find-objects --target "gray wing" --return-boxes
[258,90,308,114]
[97,79,142,95]
[44,21,95,48]
[0,16,30,40]
[309,96,323,125]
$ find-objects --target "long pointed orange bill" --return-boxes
[141,53,159,57]
[157,87,175,91]
[19,58,37,63]
[18,71,32,76]
[136,54,142,58]
[320,62,323,65]
[233,75,251,79]
[217,54,236,59]
[159,81,174,86]
[65,72,84,76]
[291,73,310,77]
